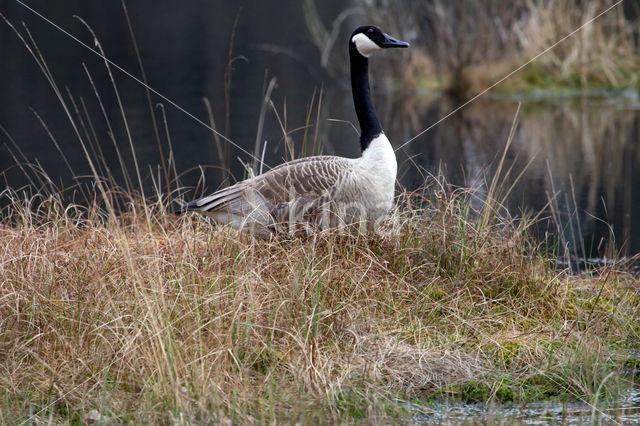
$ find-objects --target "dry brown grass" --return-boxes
[519,0,639,90]
[0,183,638,423]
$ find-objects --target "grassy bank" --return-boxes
[1,184,638,424]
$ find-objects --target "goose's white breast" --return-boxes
[334,134,397,216]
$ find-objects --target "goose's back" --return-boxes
[253,155,355,202]
[182,155,357,234]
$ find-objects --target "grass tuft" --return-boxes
[0,179,638,423]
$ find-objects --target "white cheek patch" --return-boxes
[351,33,381,57]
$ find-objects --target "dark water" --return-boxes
[1,1,638,258]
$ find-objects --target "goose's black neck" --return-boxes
[350,46,382,152]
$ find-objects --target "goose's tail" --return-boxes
[176,199,200,214]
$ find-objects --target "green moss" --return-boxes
[457,381,492,402]
[624,356,640,376]
[423,367,632,405]
[334,390,367,419]
[445,380,513,403]
[521,374,565,401]
[522,64,554,88]
[499,342,523,367]
[250,348,279,374]
[422,285,446,302]
[495,382,515,402]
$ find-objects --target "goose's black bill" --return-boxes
[382,34,409,48]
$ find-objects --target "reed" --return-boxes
[355,0,639,97]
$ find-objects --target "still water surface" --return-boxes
[416,388,640,425]
[0,1,638,259]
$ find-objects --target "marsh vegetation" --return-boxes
[353,0,640,97]
[1,0,639,423]
[1,183,639,423]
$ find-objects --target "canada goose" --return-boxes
[182,26,409,237]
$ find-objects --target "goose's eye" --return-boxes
[367,29,374,34]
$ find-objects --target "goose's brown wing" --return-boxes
[182,156,353,217]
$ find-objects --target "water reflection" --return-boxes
[385,93,639,258]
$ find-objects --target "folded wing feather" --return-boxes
[182,156,353,234]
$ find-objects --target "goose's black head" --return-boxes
[349,25,409,58]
